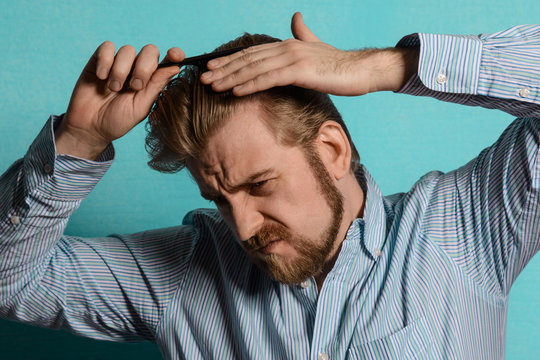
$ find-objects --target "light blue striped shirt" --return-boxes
[1,25,539,359]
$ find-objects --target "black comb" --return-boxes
[157,45,251,69]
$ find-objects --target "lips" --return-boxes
[258,240,280,254]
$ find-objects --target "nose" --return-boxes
[229,196,264,242]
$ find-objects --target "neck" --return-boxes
[315,171,365,291]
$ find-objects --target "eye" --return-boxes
[252,180,267,188]
[249,180,269,195]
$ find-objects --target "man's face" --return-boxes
[188,101,344,284]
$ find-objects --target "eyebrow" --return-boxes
[200,168,273,200]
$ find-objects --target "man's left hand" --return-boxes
[201,12,418,97]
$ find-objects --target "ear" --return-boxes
[315,121,352,180]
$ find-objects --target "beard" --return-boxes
[243,148,344,284]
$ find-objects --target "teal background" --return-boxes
[0,0,538,358]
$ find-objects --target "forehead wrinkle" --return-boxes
[196,100,284,197]
[201,164,275,198]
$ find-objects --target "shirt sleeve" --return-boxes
[397,26,540,296]
[0,116,196,342]
[397,24,540,118]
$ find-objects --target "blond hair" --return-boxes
[146,33,359,173]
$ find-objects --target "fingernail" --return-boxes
[131,78,143,90]
[207,59,219,67]
[201,71,213,81]
[110,80,121,91]
[213,79,223,87]
[97,68,108,79]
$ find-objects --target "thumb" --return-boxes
[142,66,180,103]
[140,48,184,104]
[291,12,321,42]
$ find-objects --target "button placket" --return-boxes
[43,163,53,175]
[318,352,329,360]
[299,279,311,289]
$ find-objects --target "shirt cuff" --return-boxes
[396,32,483,96]
[23,115,115,200]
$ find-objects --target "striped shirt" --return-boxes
[1,25,539,359]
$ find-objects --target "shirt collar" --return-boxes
[325,165,388,284]
[346,166,388,260]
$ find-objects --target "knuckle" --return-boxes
[245,79,257,90]
[97,42,114,60]
[228,71,239,81]
[240,50,253,63]
[247,58,264,69]
[142,44,159,56]
[283,40,301,55]
[134,67,152,79]
[96,50,109,62]
[119,44,136,55]
[142,43,158,51]
[266,68,281,79]
[282,39,297,49]
[100,40,114,49]
[213,67,226,78]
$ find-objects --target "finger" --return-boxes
[130,44,160,91]
[93,41,116,80]
[211,53,293,92]
[162,46,186,64]
[202,45,284,84]
[138,48,184,103]
[291,12,320,42]
[107,45,137,92]
[205,42,281,71]
[232,66,298,96]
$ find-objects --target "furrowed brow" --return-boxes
[200,169,274,200]
[244,169,273,184]
[231,169,274,191]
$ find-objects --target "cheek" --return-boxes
[264,174,332,236]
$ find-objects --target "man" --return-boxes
[0,12,538,359]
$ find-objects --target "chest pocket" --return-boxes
[347,316,433,359]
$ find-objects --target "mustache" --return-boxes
[244,224,291,251]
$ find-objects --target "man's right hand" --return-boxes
[56,41,185,160]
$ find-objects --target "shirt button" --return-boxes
[373,248,382,257]
[518,88,530,98]
[300,280,311,289]
[318,352,329,360]
[436,73,447,84]
[43,163,53,174]
[10,215,20,225]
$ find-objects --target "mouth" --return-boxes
[257,240,281,255]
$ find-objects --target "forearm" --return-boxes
[355,47,419,93]
[0,121,185,340]
[0,116,113,303]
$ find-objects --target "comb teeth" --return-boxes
[157,45,252,69]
